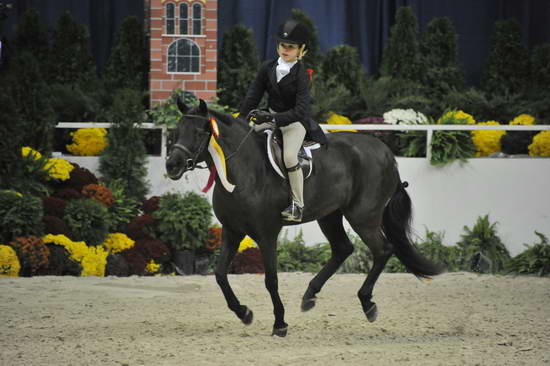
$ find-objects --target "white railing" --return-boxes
[56,122,550,161]
[55,122,169,159]
[320,124,550,161]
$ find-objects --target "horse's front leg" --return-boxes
[214,228,253,325]
[259,240,288,337]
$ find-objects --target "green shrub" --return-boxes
[482,19,530,94]
[531,44,550,93]
[49,83,99,122]
[4,51,56,154]
[217,24,259,110]
[48,11,96,86]
[0,191,44,243]
[319,45,366,118]
[417,230,462,272]
[153,192,212,252]
[430,110,477,166]
[430,130,476,166]
[420,17,465,94]
[105,179,141,232]
[380,6,425,83]
[64,199,110,246]
[507,232,550,276]
[13,8,49,64]
[385,256,407,273]
[310,76,352,122]
[277,231,330,273]
[457,215,511,273]
[99,88,150,202]
[104,16,149,92]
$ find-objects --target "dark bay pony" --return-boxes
[166,99,443,337]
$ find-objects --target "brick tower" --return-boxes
[149,0,217,106]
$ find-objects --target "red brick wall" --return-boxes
[149,0,217,106]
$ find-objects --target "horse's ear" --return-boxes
[176,96,189,115]
[198,99,208,116]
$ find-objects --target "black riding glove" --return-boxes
[248,110,275,125]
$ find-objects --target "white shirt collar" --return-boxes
[276,57,297,83]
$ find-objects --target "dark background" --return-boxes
[2,0,550,84]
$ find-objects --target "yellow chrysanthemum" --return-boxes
[238,236,257,253]
[471,121,506,156]
[509,114,535,125]
[101,233,135,253]
[528,130,550,157]
[21,146,42,160]
[326,113,357,132]
[42,234,89,262]
[80,245,108,277]
[146,260,161,274]
[66,128,108,156]
[0,245,21,277]
[43,158,74,181]
[437,110,476,125]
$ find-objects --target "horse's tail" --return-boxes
[382,181,444,278]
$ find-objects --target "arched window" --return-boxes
[165,3,175,34]
[192,3,202,35]
[179,3,188,35]
[168,39,200,73]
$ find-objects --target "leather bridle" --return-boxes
[169,114,211,171]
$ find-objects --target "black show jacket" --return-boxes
[239,59,327,145]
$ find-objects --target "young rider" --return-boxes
[239,19,327,223]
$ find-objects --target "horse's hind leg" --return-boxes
[214,227,252,325]
[347,218,394,322]
[302,211,354,311]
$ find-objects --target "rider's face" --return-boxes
[277,42,300,62]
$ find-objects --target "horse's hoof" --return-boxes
[271,326,288,337]
[240,307,254,325]
[365,303,378,323]
[301,296,317,312]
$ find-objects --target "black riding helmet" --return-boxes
[276,19,309,47]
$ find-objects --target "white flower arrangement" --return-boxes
[383,109,428,125]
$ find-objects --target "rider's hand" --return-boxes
[248,110,275,125]
[251,121,275,133]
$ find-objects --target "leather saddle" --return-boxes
[264,129,320,180]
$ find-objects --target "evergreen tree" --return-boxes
[421,17,464,91]
[13,8,49,64]
[319,44,366,95]
[482,19,530,94]
[380,6,425,82]
[48,11,96,85]
[217,24,259,110]
[47,11,101,122]
[99,89,150,203]
[0,84,22,189]
[531,44,550,92]
[290,8,323,72]
[6,51,55,153]
[319,45,366,118]
[104,16,148,92]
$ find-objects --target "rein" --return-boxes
[224,126,254,161]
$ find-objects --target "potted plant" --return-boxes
[153,192,212,275]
